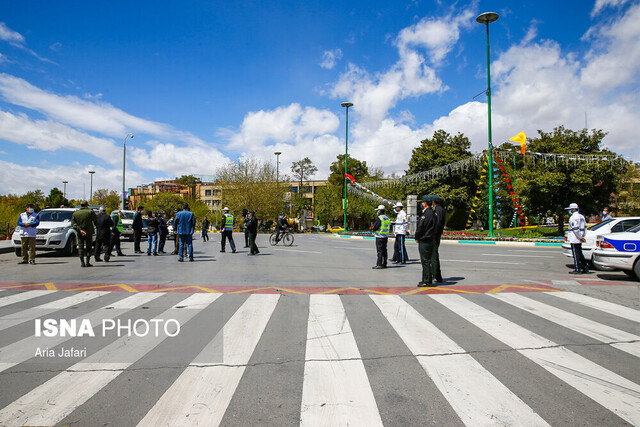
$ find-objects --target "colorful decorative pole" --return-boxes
[341,102,353,231]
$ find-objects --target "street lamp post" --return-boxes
[89,170,95,203]
[274,151,281,184]
[341,102,353,231]
[62,181,68,200]
[122,133,134,210]
[476,11,499,237]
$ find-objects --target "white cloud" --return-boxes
[591,0,629,17]
[320,49,343,69]
[581,2,640,91]
[0,110,121,165]
[0,73,205,144]
[0,22,25,46]
[396,9,475,65]
[129,142,231,177]
[0,159,146,200]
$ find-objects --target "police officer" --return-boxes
[371,204,391,269]
[431,195,447,283]
[415,195,436,286]
[108,210,126,257]
[220,207,236,253]
[132,205,144,253]
[566,202,589,274]
[391,202,409,264]
[94,206,113,262]
[71,201,97,267]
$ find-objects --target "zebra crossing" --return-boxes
[0,289,638,426]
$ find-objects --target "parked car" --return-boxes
[11,208,95,257]
[562,217,640,270]
[592,224,640,280]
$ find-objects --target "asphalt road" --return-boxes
[0,233,639,426]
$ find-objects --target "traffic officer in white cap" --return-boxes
[371,204,391,269]
[566,202,588,274]
[391,201,409,264]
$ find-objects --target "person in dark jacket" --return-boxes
[108,210,125,257]
[242,208,249,248]
[175,203,196,261]
[132,206,144,253]
[431,195,447,283]
[71,201,98,267]
[201,216,210,242]
[171,208,182,255]
[414,195,436,287]
[246,210,260,255]
[146,211,159,256]
[158,213,168,254]
[94,206,113,262]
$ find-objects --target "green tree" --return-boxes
[92,189,120,213]
[315,154,383,229]
[517,126,628,233]
[616,163,640,216]
[45,187,69,208]
[291,157,318,188]
[216,157,287,220]
[406,130,478,229]
[175,175,201,200]
[145,192,186,218]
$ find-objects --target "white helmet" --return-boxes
[222,207,229,212]
[376,205,386,211]
[394,202,403,208]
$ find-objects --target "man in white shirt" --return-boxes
[566,203,589,274]
[391,202,409,264]
[601,207,612,222]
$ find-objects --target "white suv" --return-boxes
[12,208,84,257]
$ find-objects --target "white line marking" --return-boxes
[546,292,640,323]
[170,292,221,309]
[0,290,53,308]
[0,292,165,373]
[0,294,221,427]
[481,253,554,258]
[138,294,279,427]
[552,280,582,286]
[301,295,383,426]
[0,291,109,331]
[431,294,640,426]
[492,293,640,357]
[510,249,561,253]
[441,259,521,265]
[370,295,548,426]
[272,248,322,254]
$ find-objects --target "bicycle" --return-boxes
[269,229,294,246]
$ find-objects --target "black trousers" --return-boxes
[418,239,435,284]
[375,237,388,267]
[570,243,588,271]
[392,234,408,263]
[159,232,166,252]
[78,233,93,258]
[245,230,250,247]
[431,235,442,280]
[248,232,259,254]
[108,232,122,255]
[94,235,110,260]
[221,230,236,251]
[133,229,142,252]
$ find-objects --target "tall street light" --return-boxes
[88,170,95,203]
[122,133,134,210]
[274,151,281,184]
[341,102,353,231]
[62,181,68,200]
[476,11,499,237]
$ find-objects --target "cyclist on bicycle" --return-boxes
[275,214,289,243]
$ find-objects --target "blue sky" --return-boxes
[1,0,639,199]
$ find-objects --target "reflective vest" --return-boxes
[375,215,391,238]
[224,213,234,231]
[112,214,123,233]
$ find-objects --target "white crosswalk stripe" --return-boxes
[0,290,637,426]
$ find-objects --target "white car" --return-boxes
[592,224,640,280]
[562,216,640,269]
[12,208,81,257]
[118,210,137,241]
